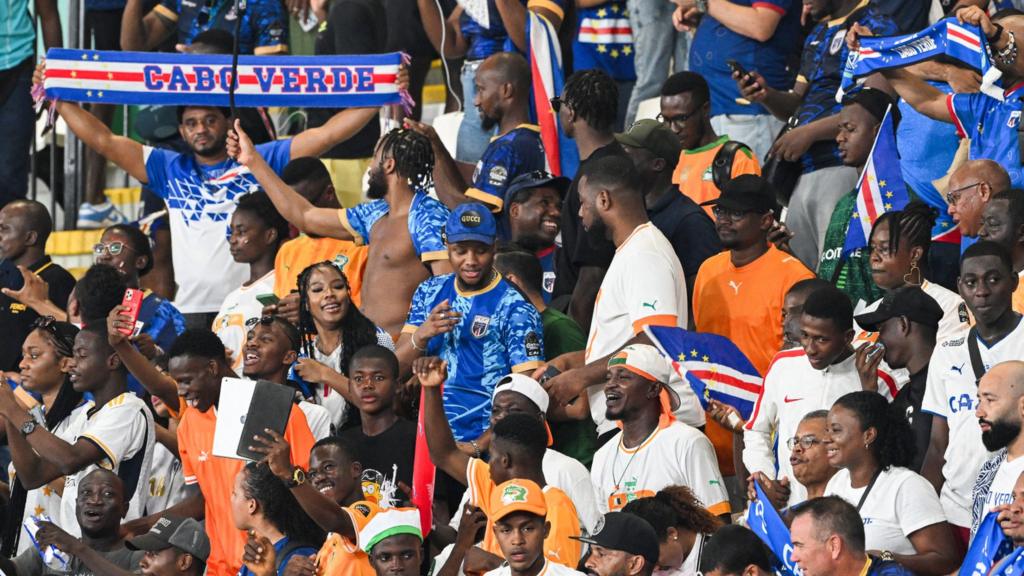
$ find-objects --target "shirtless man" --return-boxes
[229,123,452,335]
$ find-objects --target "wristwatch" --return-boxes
[19,419,37,437]
[286,467,307,488]
[695,0,708,13]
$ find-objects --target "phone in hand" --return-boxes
[539,365,561,384]
[119,288,144,336]
[727,59,750,79]
[255,293,280,307]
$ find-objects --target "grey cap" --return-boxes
[126,516,210,562]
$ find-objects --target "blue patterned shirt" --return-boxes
[468,125,546,223]
[338,191,450,264]
[404,273,545,441]
[154,0,288,54]
[949,83,1024,189]
[794,1,897,173]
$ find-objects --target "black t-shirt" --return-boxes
[647,183,722,281]
[308,0,387,159]
[553,142,624,299]
[892,366,931,473]
[0,257,76,371]
[341,418,417,488]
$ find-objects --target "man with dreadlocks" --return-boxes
[229,124,452,337]
[405,52,546,217]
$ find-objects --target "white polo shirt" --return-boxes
[921,319,1024,527]
[584,223,701,433]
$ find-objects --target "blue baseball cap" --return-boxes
[446,203,497,245]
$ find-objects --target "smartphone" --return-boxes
[867,342,886,361]
[727,59,750,79]
[255,293,280,307]
[120,288,144,336]
[539,365,561,384]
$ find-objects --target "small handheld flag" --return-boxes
[747,482,802,576]
[842,105,909,257]
[645,325,762,420]
[529,12,580,178]
[961,512,1013,576]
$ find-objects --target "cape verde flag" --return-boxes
[528,12,580,178]
[645,325,762,420]
[838,18,1001,102]
[842,106,909,256]
[961,512,1013,576]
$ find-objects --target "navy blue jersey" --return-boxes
[155,0,288,54]
[794,2,898,173]
[468,125,547,217]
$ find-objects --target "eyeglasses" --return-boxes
[945,182,982,206]
[711,206,757,221]
[786,434,823,450]
[549,97,564,113]
[656,110,701,128]
[93,241,132,257]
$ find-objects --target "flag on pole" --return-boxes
[645,325,762,420]
[747,481,802,576]
[842,105,909,257]
[410,386,435,537]
[528,12,580,178]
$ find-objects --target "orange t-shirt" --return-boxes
[692,246,813,475]
[177,402,316,576]
[672,136,761,218]
[465,459,581,568]
[273,235,369,307]
[315,531,375,576]
[1014,273,1024,316]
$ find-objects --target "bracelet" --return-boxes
[470,440,481,458]
[988,22,1005,42]
[998,31,1019,66]
[410,333,426,352]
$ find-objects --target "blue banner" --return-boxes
[747,481,802,576]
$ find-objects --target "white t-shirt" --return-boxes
[299,400,333,440]
[60,393,155,537]
[10,403,89,554]
[825,467,946,555]
[679,532,707,576]
[744,350,895,507]
[584,223,702,433]
[145,443,186,516]
[985,455,1024,512]
[212,271,276,372]
[484,560,587,576]
[449,448,603,536]
[591,422,728,516]
[921,319,1024,526]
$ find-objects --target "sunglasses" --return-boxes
[549,97,564,113]
[656,109,701,127]
[257,315,301,350]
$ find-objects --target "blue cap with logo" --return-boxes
[445,203,497,245]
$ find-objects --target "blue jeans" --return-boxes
[456,60,496,164]
[625,0,689,126]
[0,59,33,208]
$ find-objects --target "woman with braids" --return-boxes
[231,462,325,576]
[822,391,958,576]
[1,317,86,555]
[291,261,394,429]
[860,201,969,342]
[230,124,452,337]
[621,486,722,576]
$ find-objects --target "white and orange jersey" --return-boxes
[591,421,729,516]
[211,271,275,372]
[743,349,898,507]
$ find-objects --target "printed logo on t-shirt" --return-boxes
[489,166,508,187]
[829,32,845,55]
[333,254,350,270]
[525,332,542,357]
[607,479,654,510]
[471,315,492,338]
[543,272,555,294]
[1010,111,1022,129]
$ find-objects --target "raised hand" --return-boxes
[413,357,448,388]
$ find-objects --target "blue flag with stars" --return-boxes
[842,106,909,257]
[961,512,1014,576]
[644,325,762,420]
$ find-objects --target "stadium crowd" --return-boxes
[7,0,1024,574]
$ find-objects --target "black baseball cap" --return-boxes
[572,512,659,568]
[127,516,210,562]
[505,171,571,202]
[700,174,778,213]
[854,285,943,333]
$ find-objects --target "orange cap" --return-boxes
[490,479,547,521]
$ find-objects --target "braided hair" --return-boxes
[2,321,85,556]
[296,262,378,377]
[563,69,619,134]
[378,129,435,191]
[870,200,938,257]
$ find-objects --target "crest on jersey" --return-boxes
[830,32,845,55]
[471,315,491,338]
[543,271,555,294]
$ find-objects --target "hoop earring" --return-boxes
[904,260,923,286]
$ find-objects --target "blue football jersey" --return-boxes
[949,83,1024,189]
[468,125,547,220]
[339,190,450,263]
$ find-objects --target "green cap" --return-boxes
[615,119,682,164]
